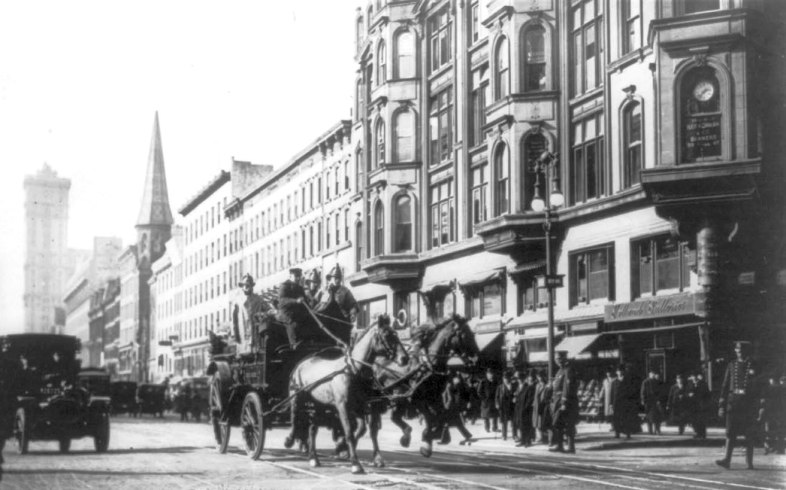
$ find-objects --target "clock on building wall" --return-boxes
[692,79,715,102]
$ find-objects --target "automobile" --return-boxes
[183,376,209,421]
[0,334,111,454]
[110,381,138,416]
[77,367,111,397]
[136,384,166,417]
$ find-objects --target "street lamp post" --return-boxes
[531,151,564,381]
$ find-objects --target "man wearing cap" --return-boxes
[277,268,310,349]
[716,341,763,470]
[232,274,273,355]
[549,350,579,453]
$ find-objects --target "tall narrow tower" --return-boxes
[135,112,174,382]
[23,164,72,333]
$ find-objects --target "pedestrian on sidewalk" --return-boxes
[641,368,663,435]
[667,374,690,435]
[515,369,536,447]
[496,371,515,441]
[763,373,785,455]
[511,371,523,442]
[716,341,764,470]
[549,351,578,453]
[440,374,473,446]
[598,370,616,430]
[534,370,551,444]
[478,368,499,433]
[613,365,641,438]
[688,370,710,439]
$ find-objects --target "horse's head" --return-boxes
[446,314,480,362]
[352,315,408,367]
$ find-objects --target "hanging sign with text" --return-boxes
[604,293,697,323]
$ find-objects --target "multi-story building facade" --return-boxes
[23,164,87,333]
[117,245,139,381]
[96,278,121,377]
[349,0,786,384]
[149,226,183,382]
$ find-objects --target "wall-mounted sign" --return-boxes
[604,293,697,323]
[683,114,721,161]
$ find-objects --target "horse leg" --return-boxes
[337,403,364,474]
[307,420,320,467]
[369,410,385,468]
[284,393,299,449]
[391,403,412,448]
[332,422,349,459]
[419,403,435,458]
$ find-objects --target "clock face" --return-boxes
[693,80,715,102]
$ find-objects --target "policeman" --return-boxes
[232,274,273,354]
[549,350,579,453]
[277,268,310,349]
[716,341,762,470]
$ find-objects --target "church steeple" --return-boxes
[136,111,173,271]
[137,111,174,227]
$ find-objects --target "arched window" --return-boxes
[375,119,386,168]
[374,201,384,256]
[394,195,412,252]
[623,101,642,188]
[522,25,546,91]
[377,41,387,85]
[494,144,510,216]
[394,109,414,162]
[680,67,721,163]
[495,37,509,99]
[522,133,547,210]
[395,30,416,79]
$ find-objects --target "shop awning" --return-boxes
[554,334,603,359]
[458,269,504,289]
[420,279,455,295]
[475,331,504,353]
[510,259,547,275]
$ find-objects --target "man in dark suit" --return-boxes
[640,368,664,435]
[277,267,310,349]
[549,351,579,453]
[477,369,499,433]
[716,341,763,470]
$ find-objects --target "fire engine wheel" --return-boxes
[94,413,110,453]
[14,408,29,455]
[210,374,230,453]
[58,438,71,453]
[241,392,266,460]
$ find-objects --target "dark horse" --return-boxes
[367,314,479,462]
[285,317,408,474]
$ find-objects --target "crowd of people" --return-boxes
[435,346,786,466]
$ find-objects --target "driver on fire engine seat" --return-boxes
[277,267,312,351]
[315,264,359,324]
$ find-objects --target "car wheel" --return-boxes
[94,413,110,453]
[14,408,29,455]
[59,438,71,453]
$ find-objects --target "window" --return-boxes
[469,2,480,44]
[429,180,455,248]
[681,67,721,162]
[356,148,364,192]
[344,161,350,190]
[523,25,547,91]
[377,41,387,85]
[394,109,414,162]
[335,212,340,246]
[355,79,364,121]
[623,101,642,187]
[334,167,340,196]
[621,0,642,55]
[471,165,488,227]
[355,222,364,271]
[494,144,510,216]
[517,274,547,313]
[429,10,452,72]
[571,0,604,96]
[570,245,614,306]
[317,221,322,252]
[357,296,388,329]
[356,16,364,49]
[326,216,331,250]
[429,88,453,165]
[375,119,386,168]
[374,201,384,256]
[570,113,606,204]
[344,209,350,242]
[467,282,504,319]
[683,0,720,14]
[395,30,416,79]
[495,37,510,99]
[469,68,489,147]
[632,235,693,298]
[522,133,547,210]
[394,195,412,252]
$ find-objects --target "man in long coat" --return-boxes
[549,351,579,453]
[232,274,273,355]
[640,368,664,435]
[495,371,515,441]
[533,370,549,444]
[515,369,536,446]
[598,369,616,426]
[613,365,641,438]
[277,267,311,349]
[666,374,690,435]
[688,370,710,439]
[716,341,764,470]
[477,369,499,433]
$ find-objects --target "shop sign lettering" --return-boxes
[604,294,696,323]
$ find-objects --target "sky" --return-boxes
[0,0,360,333]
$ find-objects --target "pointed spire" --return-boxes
[137,111,174,227]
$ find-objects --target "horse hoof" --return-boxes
[309,459,320,468]
[284,436,294,449]
[419,445,432,458]
[400,429,412,448]
[338,450,350,460]
[351,464,365,475]
[373,456,385,468]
